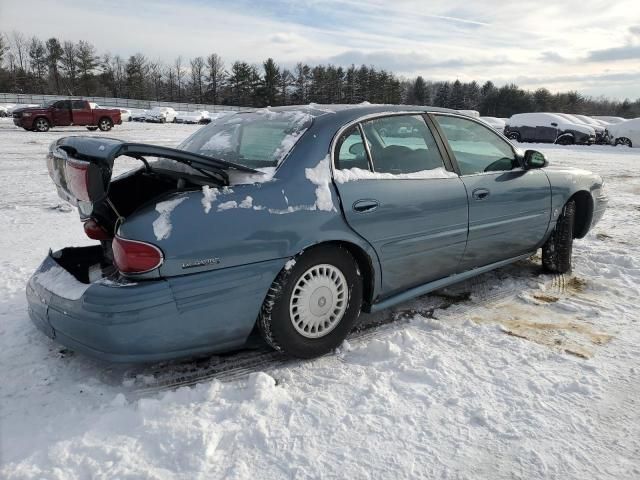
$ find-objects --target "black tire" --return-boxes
[542,200,575,273]
[98,117,112,131]
[616,137,632,148]
[555,134,575,146]
[506,131,521,142]
[33,117,50,132]
[258,245,363,358]
[86,126,98,131]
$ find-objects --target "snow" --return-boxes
[201,130,234,151]
[32,262,90,300]
[607,117,640,147]
[507,113,596,135]
[1,118,640,479]
[304,155,335,211]
[217,200,238,211]
[284,258,296,271]
[334,166,458,183]
[152,197,186,240]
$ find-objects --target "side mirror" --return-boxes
[348,142,365,157]
[523,150,548,169]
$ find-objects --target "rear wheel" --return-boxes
[555,134,575,146]
[258,245,363,358]
[98,117,112,131]
[33,117,50,132]
[616,137,632,147]
[542,200,575,273]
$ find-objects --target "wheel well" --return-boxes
[297,241,376,311]
[569,191,593,239]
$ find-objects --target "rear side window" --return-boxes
[434,115,517,175]
[360,115,446,174]
[335,126,370,170]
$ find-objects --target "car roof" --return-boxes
[248,104,461,124]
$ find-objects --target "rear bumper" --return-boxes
[26,250,283,363]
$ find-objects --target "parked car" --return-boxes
[504,113,596,145]
[553,113,608,144]
[0,105,9,117]
[27,105,607,363]
[119,108,132,122]
[479,116,506,131]
[131,110,148,122]
[607,117,640,147]
[593,116,627,124]
[145,107,177,123]
[12,100,122,132]
[175,110,210,124]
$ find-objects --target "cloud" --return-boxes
[539,51,566,63]
[587,45,640,62]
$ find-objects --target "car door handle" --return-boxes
[353,199,379,213]
[472,188,490,200]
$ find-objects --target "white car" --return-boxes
[118,108,132,122]
[174,110,210,124]
[593,116,627,124]
[607,118,640,147]
[145,107,177,123]
[552,113,607,143]
[478,116,506,131]
[0,105,8,117]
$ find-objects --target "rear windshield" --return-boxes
[178,110,313,169]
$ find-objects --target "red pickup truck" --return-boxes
[12,100,122,132]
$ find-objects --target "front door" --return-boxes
[332,114,469,297]
[432,114,552,270]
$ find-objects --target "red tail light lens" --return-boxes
[83,219,111,240]
[112,236,163,274]
[64,158,91,202]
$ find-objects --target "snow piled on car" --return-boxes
[333,166,458,183]
[1,119,639,479]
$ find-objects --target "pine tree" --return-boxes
[434,82,451,108]
[450,80,464,109]
[28,37,47,92]
[262,58,280,106]
[45,38,63,94]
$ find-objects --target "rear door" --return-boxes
[432,114,552,269]
[71,100,92,125]
[332,114,469,297]
[51,100,72,126]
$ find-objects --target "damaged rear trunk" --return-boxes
[46,136,260,280]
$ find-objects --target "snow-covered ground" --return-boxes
[1,118,639,479]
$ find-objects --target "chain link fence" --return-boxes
[0,93,252,112]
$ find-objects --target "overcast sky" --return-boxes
[1,0,639,100]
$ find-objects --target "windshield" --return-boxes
[178,109,313,169]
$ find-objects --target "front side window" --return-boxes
[72,100,85,109]
[335,126,370,170]
[361,115,446,174]
[54,100,71,110]
[434,115,517,175]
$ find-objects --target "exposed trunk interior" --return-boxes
[52,245,117,284]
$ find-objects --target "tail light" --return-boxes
[112,236,163,274]
[83,218,111,240]
[64,158,91,202]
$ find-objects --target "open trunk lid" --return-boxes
[47,136,260,214]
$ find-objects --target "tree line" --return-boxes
[1,30,639,117]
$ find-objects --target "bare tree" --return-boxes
[175,56,183,102]
[206,53,225,104]
[148,60,164,101]
[190,56,205,103]
[60,41,78,94]
[11,31,28,72]
[0,33,9,66]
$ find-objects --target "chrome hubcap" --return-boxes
[289,264,348,339]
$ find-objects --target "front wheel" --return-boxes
[258,245,363,358]
[542,200,575,273]
[98,118,112,131]
[506,131,521,142]
[33,117,50,132]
